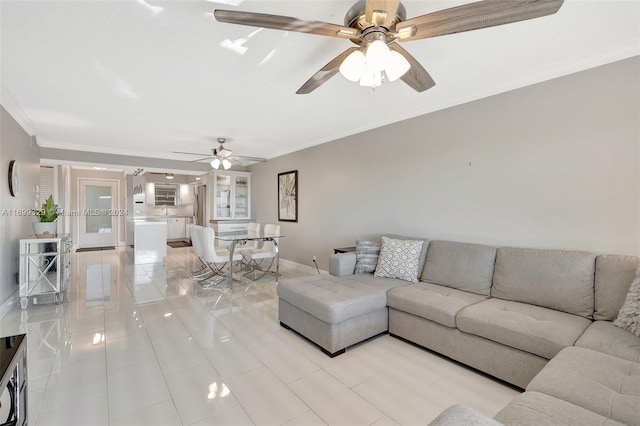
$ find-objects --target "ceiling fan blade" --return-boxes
[188,156,214,163]
[214,10,359,39]
[297,47,359,94]
[173,150,210,156]
[172,151,213,162]
[388,43,435,92]
[228,157,246,166]
[395,0,564,41]
[232,155,267,162]
[219,148,233,158]
[366,0,400,28]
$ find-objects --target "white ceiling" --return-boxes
[1,0,639,170]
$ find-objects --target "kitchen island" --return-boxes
[132,218,166,264]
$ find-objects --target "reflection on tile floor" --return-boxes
[1,247,520,425]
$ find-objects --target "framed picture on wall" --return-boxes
[278,170,298,222]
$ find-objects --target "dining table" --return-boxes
[215,230,284,286]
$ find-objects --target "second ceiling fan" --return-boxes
[214,0,564,94]
[174,138,267,170]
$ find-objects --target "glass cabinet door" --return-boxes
[234,176,250,219]
[213,172,251,220]
[215,174,232,219]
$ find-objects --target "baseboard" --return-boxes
[0,289,18,320]
[279,259,328,275]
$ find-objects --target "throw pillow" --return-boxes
[613,268,640,337]
[374,236,424,283]
[354,240,381,274]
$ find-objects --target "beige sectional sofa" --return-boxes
[277,237,640,425]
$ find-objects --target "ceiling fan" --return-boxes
[174,138,267,170]
[214,0,564,94]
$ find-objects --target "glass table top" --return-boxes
[215,231,283,241]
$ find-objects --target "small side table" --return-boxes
[19,234,72,309]
[0,333,27,426]
[333,246,356,254]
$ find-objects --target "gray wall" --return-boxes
[0,106,41,306]
[250,57,640,270]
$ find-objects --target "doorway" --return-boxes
[78,179,120,248]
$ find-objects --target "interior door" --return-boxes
[78,179,119,248]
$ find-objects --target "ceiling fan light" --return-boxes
[365,40,390,73]
[385,50,411,82]
[211,158,221,169]
[222,159,232,170]
[339,50,366,82]
[359,68,380,87]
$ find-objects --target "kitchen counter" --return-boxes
[132,219,166,263]
[144,215,192,219]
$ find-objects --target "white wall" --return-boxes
[250,57,640,270]
[0,106,41,307]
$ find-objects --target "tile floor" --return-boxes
[1,247,521,426]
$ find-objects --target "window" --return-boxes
[154,184,177,206]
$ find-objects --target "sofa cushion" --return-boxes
[456,299,591,359]
[575,321,640,362]
[354,240,380,274]
[494,391,624,426]
[277,275,388,324]
[594,255,640,320]
[374,236,425,283]
[492,247,596,318]
[421,240,496,296]
[387,283,486,328]
[429,404,503,426]
[527,346,640,426]
[346,273,412,292]
[613,270,640,337]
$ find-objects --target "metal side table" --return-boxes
[18,233,72,309]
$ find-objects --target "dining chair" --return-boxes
[199,226,243,286]
[241,223,280,280]
[189,225,214,279]
[244,222,261,250]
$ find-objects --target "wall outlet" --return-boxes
[312,256,317,262]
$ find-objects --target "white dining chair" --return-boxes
[189,225,214,279]
[199,226,243,286]
[244,222,261,249]
[241,223,280,280]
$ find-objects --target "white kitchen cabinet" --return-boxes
[167,217,186,240]
[179,184,194,205]
[145,182,155,206]
[212,171,251,220]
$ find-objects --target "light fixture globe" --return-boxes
[365,40,390,73]
[385,50,411,82]
[222,159,232,170]
[211,158,221,169]
[339,50,366,82]
[359,67,382,88]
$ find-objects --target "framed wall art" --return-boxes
[278,170,298,222]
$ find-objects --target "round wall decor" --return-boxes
[8,160,20,197]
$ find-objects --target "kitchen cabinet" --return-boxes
[167,217,186,240]
[179,184,193,205]
[212,171,251,220]
[145,182,155,206]
[185,217,193,240]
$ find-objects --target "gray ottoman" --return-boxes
[277,275,390,356]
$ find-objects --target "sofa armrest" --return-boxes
[330,252,356,276]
